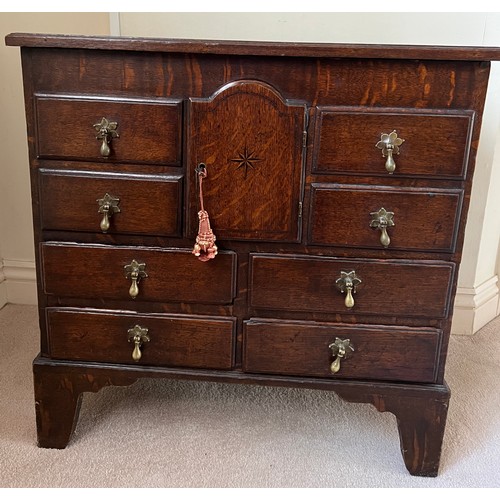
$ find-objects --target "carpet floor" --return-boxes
[0,304,499,488]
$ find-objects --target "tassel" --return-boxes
[193,164,218,262]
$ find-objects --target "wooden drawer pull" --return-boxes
[328,337,354,373]
[127,325,150,361]
[376,130,404,174]
[336,270,362,308]
[96,193,120,233]
[124,260,148,299]
[93,117,119,157]
[370,207,395,248]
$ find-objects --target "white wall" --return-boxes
[1,12,500,335]
[0,13,110,308]
[118,12,491,45]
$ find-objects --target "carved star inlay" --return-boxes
[229,145,263,178]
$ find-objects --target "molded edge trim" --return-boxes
[5,33,500,61]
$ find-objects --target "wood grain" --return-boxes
[313,108,473,178]
[47,308,235,369]
[35,94,182,165]
[188,80,305,241]
[39,169,182,237]
[308,183,463,252]
[250,254,454,319]
[42,243,237,305]
[243,319,440,383]
[32,354,450,478]
[21,48,488,109]
[7,33,500,60]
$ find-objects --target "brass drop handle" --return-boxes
[376,130,404,174]
[97,193,120,233]
[93,117,119,157]
[336,271,362,308]
[329,338,354,374]
[127,325,150,362]
[370,207,395,248]
[124,260,148,299]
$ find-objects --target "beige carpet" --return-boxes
[0,304,499,488]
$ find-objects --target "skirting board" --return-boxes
[1,259,499,335]
[0,259,37,306]
[451,275,500,335]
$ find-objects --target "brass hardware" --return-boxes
[93,117,119,157]
[370,207,395,248]
[127,325,150,362]
[376,130,404,174]
[124,260,148,299]
[97,193,120,233]
[328,338,354,374]
[336,271,362,308]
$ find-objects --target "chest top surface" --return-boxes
[6,32,500,60]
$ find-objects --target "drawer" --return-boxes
[34,94,182,165]
[39,169,182,236]
[309,183,463,252]
[42,243,237,305]
[243,319,440,383]
[313,108,473,178]
[47,308,235,369]
[250,254,454,318]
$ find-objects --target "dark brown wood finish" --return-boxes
[243,319,440,382]
[308,184,463,251]
[313,108,474,178]
[35,94,182,165]
[42,243,237,305]
[15,48,490,109]
[39,169,183,236]
[250,254,455,318]
[8,33,499,476]
[47,308,235,369]
[32,355,450,476]
[188,80,306,241]
[6,33,500,60]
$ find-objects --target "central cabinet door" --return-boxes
[188,80,307,242]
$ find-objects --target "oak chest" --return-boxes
[7,33,500,476]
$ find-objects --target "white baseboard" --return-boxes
[1,259,38,306]
[452,275,500,335]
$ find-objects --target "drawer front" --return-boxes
[309,183,462,252]
[34,94,182,165]
[313,108,473,178]
[243,319,440,383]
[39,169,182,237]
[250,254,454,318]
[47,309,235,369]
[42,243,237,305]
